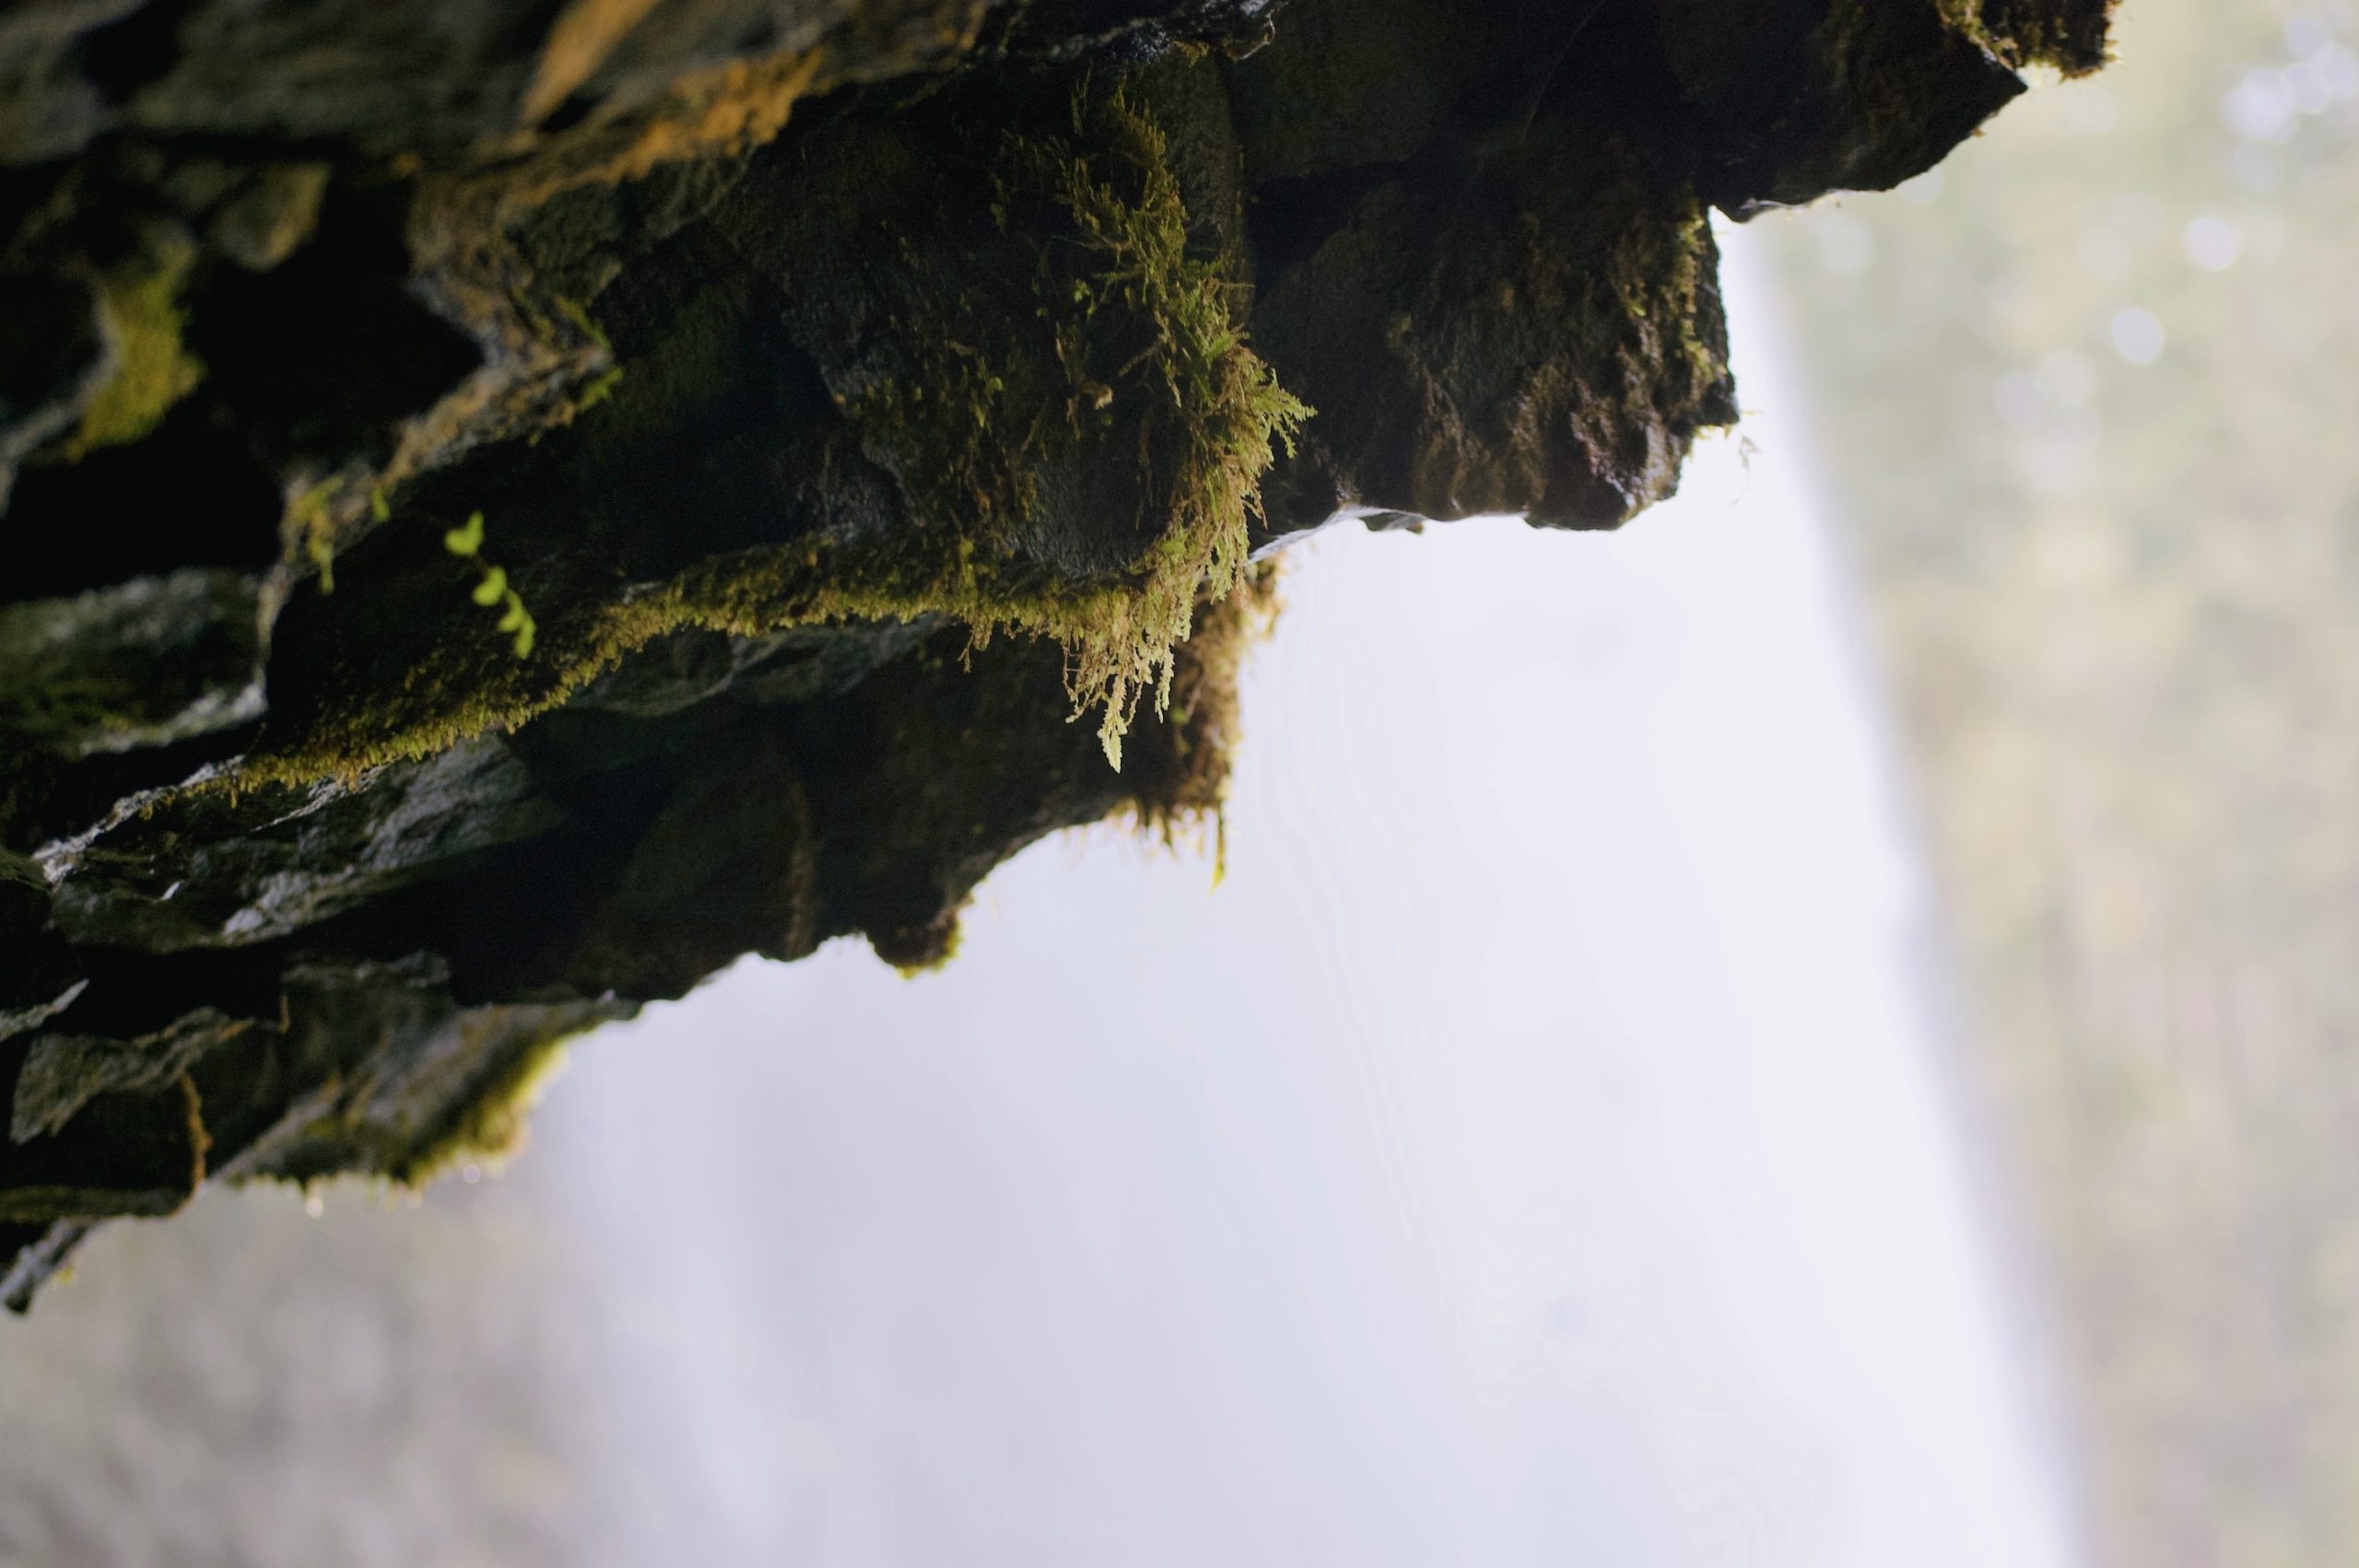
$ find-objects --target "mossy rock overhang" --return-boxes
[0,0,2111,1309]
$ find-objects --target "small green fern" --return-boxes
[443,511,538,657]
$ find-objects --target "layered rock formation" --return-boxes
[0,0,2111,1307]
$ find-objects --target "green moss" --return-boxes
[573,365,625,412]
[1116,556,1281,862]
[549,292,614,353]
[892,918,962,978]
[390,1026,578,1186]
[1602,205,1729,408]
[238,526,1223,789]
[288,477,341,592]
[233,88,1309,791]
[847,86,1308,766]
[237,1011,602,1192]
[63,230,205,460]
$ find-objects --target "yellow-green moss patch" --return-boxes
[234,88,1309,791]
[391,1025,578,1186]
[848,86,1308,764]
[63,229,205,460]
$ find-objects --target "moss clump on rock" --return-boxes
[235,87,1306,790]
[60,228,205,461]
[840,84,1309,763]
[384,1021,579,1186]
[1118,557,1281,876]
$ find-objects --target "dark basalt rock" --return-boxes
[0,271,111,501]
[1648,0,2025,217]
[11,1006,249,1142]
[0,0,2110,1305]
[0,569,268,756]
[47,736,565,952]
[0,850,84,1042]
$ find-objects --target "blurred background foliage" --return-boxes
[1755,3,2359,1562]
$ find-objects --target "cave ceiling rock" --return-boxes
[0,0,2111,1308]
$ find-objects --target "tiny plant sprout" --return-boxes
[443,511,485,557]
[442,511,535,657]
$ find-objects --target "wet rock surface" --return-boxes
[0,0,2108,1305]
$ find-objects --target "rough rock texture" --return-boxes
[0,0,2110,1306]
